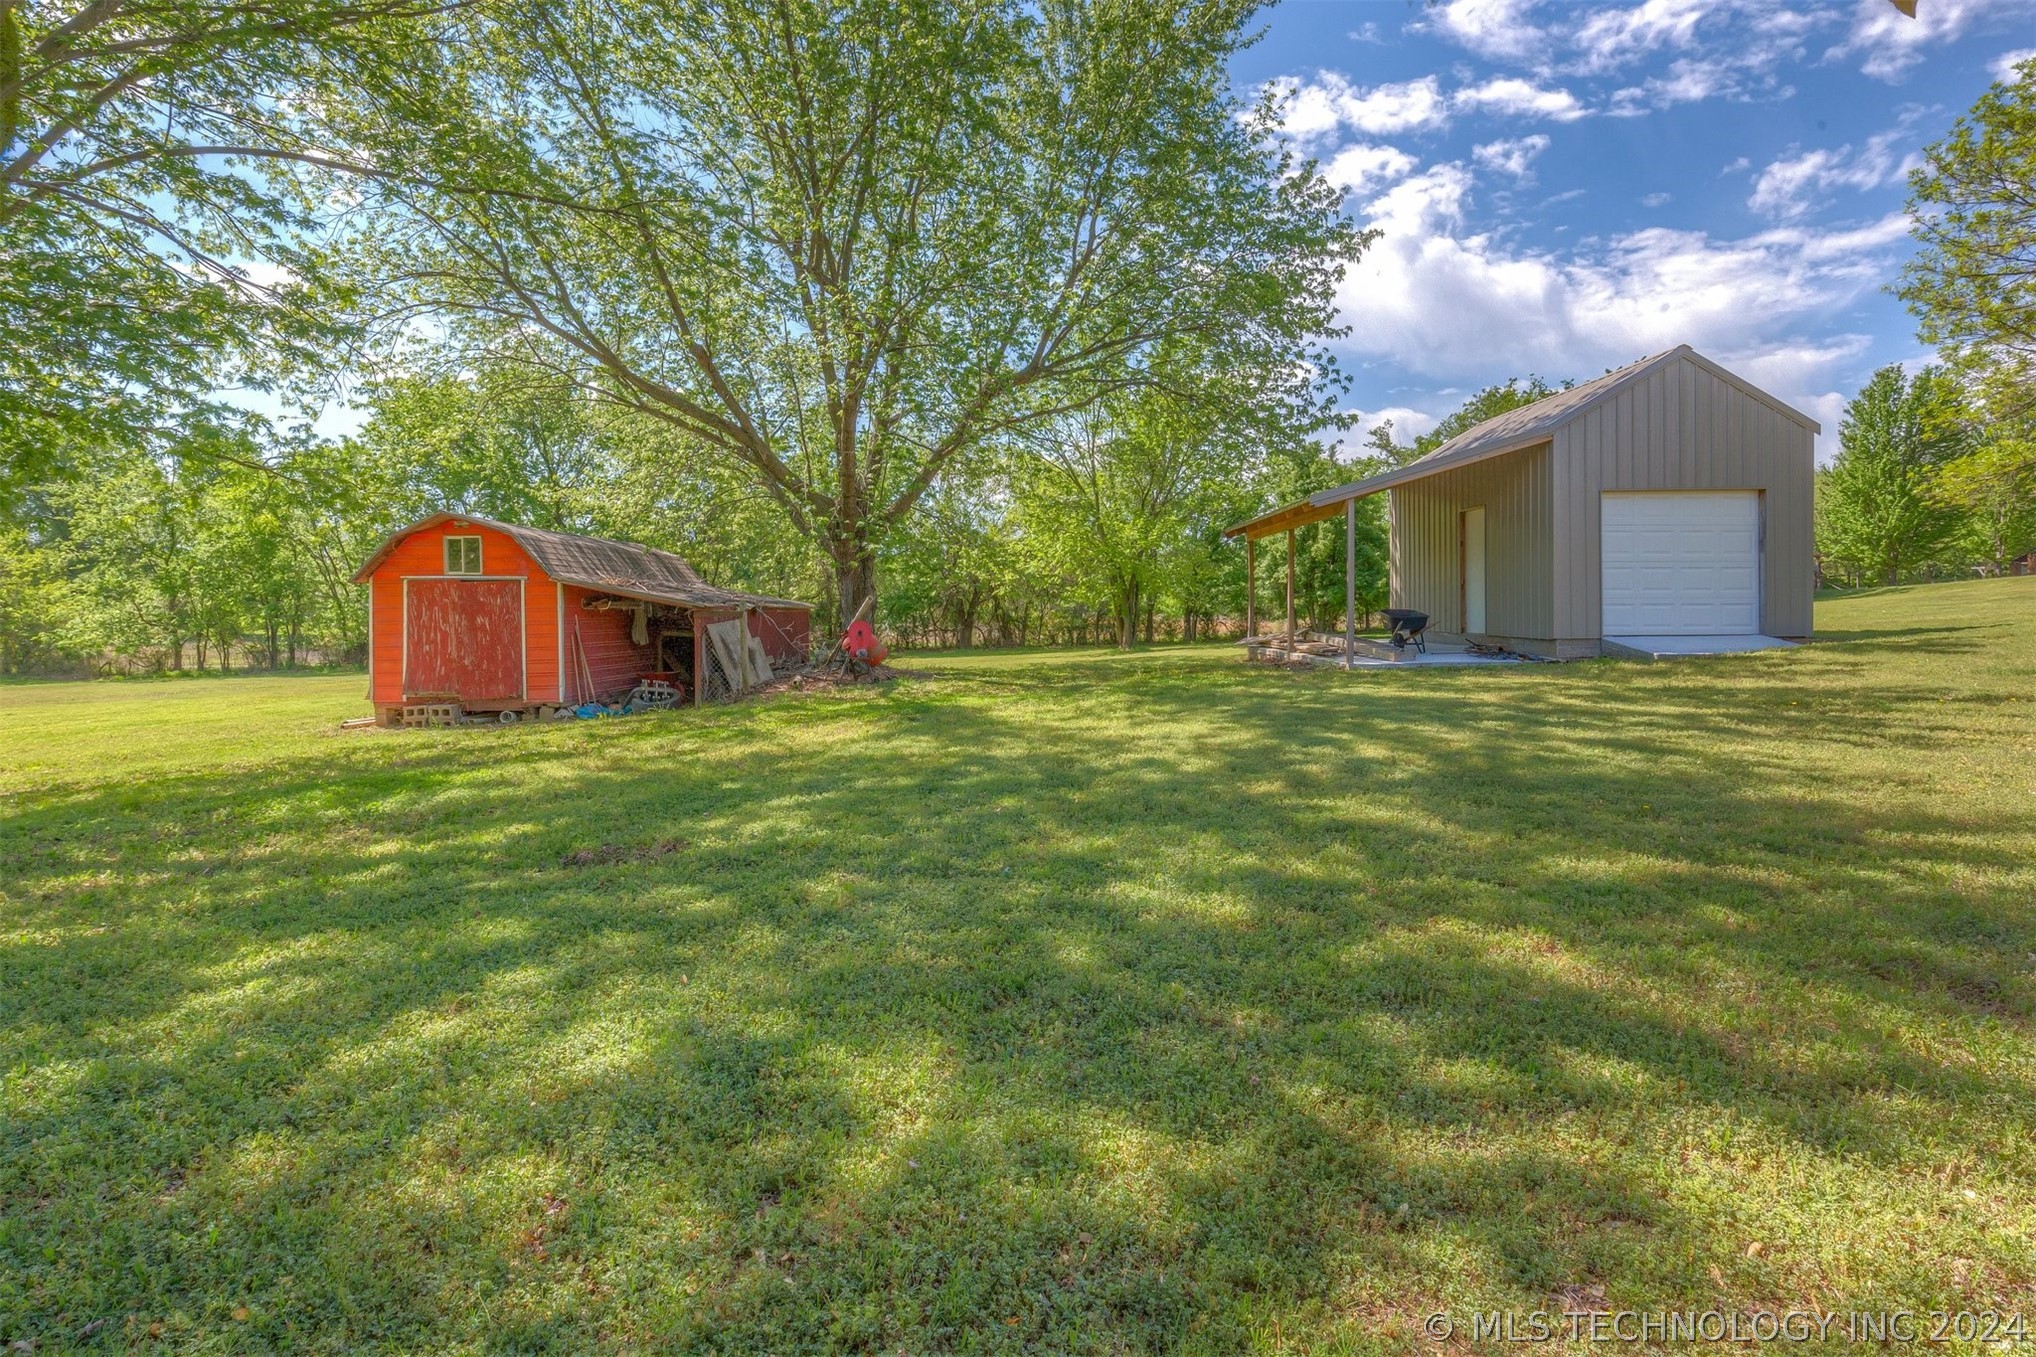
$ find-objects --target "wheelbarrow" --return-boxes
[1382,609,1429,653]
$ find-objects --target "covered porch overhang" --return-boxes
[1222,435,1545,667]
[1222,473,1393,670]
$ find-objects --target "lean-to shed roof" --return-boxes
[1225,345,1821,541]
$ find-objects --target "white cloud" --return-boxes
[1642,191,1672,207]
[1342,405,1441,452]
[1425,0,1825,113]
[1348,22,1384,45]
[1747,123,1922,218]
[1420,0,1855,111]
[1323,143,1420,197]
[1338,167,1910,455]
[1572,0,1717,71]
[1473,135,1552,179]
[1991,48,2036,81]
[1420,0,1550,62]
[1606,51,1800,113]
[1454,77,1590,121]
[1275,73,1450,143]
[1829,0,2036,82]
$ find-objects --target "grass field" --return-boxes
[3,577,2033,1354]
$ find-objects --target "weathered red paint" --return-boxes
[404,578,525,701]
[360,515,813,718]
[753,606,811,662]
[565,590,657,704]
[367,521,562,710]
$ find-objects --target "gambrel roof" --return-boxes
[354,512,811,611]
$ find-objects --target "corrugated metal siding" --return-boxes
[369,522,562,706]
[1389,442,1554,641]
[753,606,811,662]
[565,587,657,702]
[1551,354,1815,640]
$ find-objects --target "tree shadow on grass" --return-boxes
[2,659,2033,1352]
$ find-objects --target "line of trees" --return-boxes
[3,0,1387,673]
[1,363,1420,671]
[6,6,2032,676]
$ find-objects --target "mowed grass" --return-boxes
[2,578,2033,1354]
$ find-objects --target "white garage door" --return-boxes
[1602,492,1760,635]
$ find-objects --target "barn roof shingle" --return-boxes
[353,513,812,611]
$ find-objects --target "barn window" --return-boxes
[444,536,482,575]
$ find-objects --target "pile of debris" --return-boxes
[1243,628,1352,660]
[755,659,907,695]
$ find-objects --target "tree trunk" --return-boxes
[957,585,979,649]
[1117,581,1138,649]
[835,553,876,635]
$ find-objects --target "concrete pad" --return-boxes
[1262,648,1526,669]
[1602,635,1798,660]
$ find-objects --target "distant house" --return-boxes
[353,513,811,722]
[1228,346,1819,658]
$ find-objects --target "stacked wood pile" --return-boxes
[1245,629,1350,659]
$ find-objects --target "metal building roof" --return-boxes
[1225,345,1821,541]
[353,512,813,611]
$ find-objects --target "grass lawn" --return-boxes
[2,577,2033,1354]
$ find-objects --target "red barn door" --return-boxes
[404,579,524,702]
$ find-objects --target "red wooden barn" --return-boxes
[353,513,812,723]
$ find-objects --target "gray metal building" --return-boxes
[1228,346,1820,659]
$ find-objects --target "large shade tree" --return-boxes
[319,0,1364,617]
[0,0,444,498]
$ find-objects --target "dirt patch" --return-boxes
[561,839,688,867]
[754,661,923,695]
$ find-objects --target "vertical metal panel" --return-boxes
[1389,441,1553,642]
[1551,352,1815,641]
[571,589,660,697]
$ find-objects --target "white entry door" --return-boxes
[1602,491,1760,634]
[1463,507,1487,634]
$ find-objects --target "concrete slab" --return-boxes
[1247,644,1526,669]
[1602,635,1798,660]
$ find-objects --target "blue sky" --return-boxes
[1235,0,2036,459]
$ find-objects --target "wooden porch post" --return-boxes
[1345,499,1357,670]
[693,617,705,708]
[1245,535,1256,639]
[1285,528,1296,641]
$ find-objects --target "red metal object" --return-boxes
[403,578,524,701]
[842,617,889,668]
